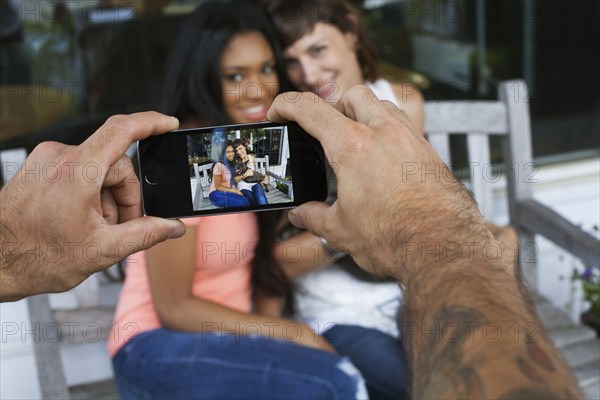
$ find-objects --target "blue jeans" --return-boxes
[323,325,409,400]
[241,184,268,206]
[209,191,249,208]
[113,329,367,399]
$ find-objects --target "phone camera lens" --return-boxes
[144,170,160,186]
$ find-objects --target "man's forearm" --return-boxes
[0,220,26,302]
[401,249,582,399]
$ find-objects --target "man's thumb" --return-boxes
[288,202,330,238]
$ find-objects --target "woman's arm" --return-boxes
[274,231,334,278]
[392,83,424,136]
[145,229,334,352]
[254,293,285,318]
[271,212,340,279]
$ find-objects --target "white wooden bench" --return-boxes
[191,162,212,208]
[254,155,294,200]
[425,80,599,288]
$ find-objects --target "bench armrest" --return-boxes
[515,199,600,267]
[266,171,291,186]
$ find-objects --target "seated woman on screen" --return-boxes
[209,140,250,208]
[233,138,269,206]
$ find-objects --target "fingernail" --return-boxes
[170,116,180,130]
[168,220,186,239]
[288,208,297,219]
[288,209,304,228]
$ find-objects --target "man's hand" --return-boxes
[268,87,489,280]
[0,112,186,302]
[269,87,583,399]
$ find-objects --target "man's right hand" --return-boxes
[267,87,491,280]
[269,87,583,400]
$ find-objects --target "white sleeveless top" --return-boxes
[293,79,403,338]
[237,154,258,192]
[367,79,400,107]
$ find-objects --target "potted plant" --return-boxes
[570,266,600,337]
[275,181,289,195]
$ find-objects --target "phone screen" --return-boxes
[138,122,328,218]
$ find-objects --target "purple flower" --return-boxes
[581,268,594,281]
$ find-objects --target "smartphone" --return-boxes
[137,121,329,218]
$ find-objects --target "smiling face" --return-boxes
[283,22,363,102]
[221,31,279,123]
[225,145,235,162]
[235,144,247,159]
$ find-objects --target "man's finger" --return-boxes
[331,85,392,128]
[100,188,119,225]
[267,92,354,159]
[288,201,332,238]
[79,111,179,172]
[379,100,416,134]
[108,217,186,259]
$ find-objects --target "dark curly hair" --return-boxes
[160,1,291,124]
[160,0,293,306]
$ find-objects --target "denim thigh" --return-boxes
[240,189,257,206]
[323,325,409,400]
[251,184,268,205]
[113,329,367,399]
[209,191,249,208]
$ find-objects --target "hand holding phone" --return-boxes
[137,122,328,218]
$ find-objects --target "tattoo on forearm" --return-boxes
[410,304,581,399]
[526,337,556,373]
[517,356,545,383]
[414,305,488,399]
[516,334,557,383]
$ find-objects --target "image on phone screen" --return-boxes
[138,122,328,219]
[188,125,291,211]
